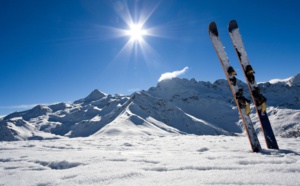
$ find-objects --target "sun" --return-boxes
[102,0,163,63]
[126,23,147,42]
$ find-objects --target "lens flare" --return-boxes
[105,0,162,64]
[126,23,147,42]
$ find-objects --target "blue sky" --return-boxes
[1,0,300,116]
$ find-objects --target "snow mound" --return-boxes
[36,160,82,170]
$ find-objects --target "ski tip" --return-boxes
[228,20,238,32]
[209,22,218,36]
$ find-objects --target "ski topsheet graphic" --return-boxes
[209,22,261,152]
[228,20,279,149]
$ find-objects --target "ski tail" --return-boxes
[259,112,279,149]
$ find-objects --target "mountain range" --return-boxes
[1,73,299,141]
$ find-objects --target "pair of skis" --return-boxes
[209,20,279,152]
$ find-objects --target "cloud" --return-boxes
[0,102,69,116]
[158,66,189,82]
[128,88,140,92]
[0,104,39,116]
[0,102,62,111]
[0,104,39,109]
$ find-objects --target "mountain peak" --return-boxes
[149,77,222,99]
[1,74,299,141]
[269,73,300,87]
[74,89,107,104]
[290,73,300,86]
[85,89,107,101]
[22,105,52,121]
[89,89,106,97]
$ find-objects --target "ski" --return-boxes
[209,22,261,152]
[228,20,279,149]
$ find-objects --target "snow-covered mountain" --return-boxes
[1,74,299,141]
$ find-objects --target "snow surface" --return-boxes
[1,135,299,185]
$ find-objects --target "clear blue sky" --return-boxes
[1,0,300,116]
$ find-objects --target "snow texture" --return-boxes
[0,135,299,185]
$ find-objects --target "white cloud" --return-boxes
[0,104,38,110]
[0,101,66,111]
[0,104,38,116]
[0,102,65,116]
[158,67,189,82]
[0,102,61,111]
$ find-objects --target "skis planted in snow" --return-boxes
[209,22,261,152]
[228,20,279,149]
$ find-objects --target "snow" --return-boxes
[1,74,300,141]
[268,74,300,87]
[1,74,300,185]
[269,77,293,85]
[0,135,299,185]
[74,89,107,104]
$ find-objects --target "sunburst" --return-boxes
[105,0,162,63]
[126,23,147,43]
